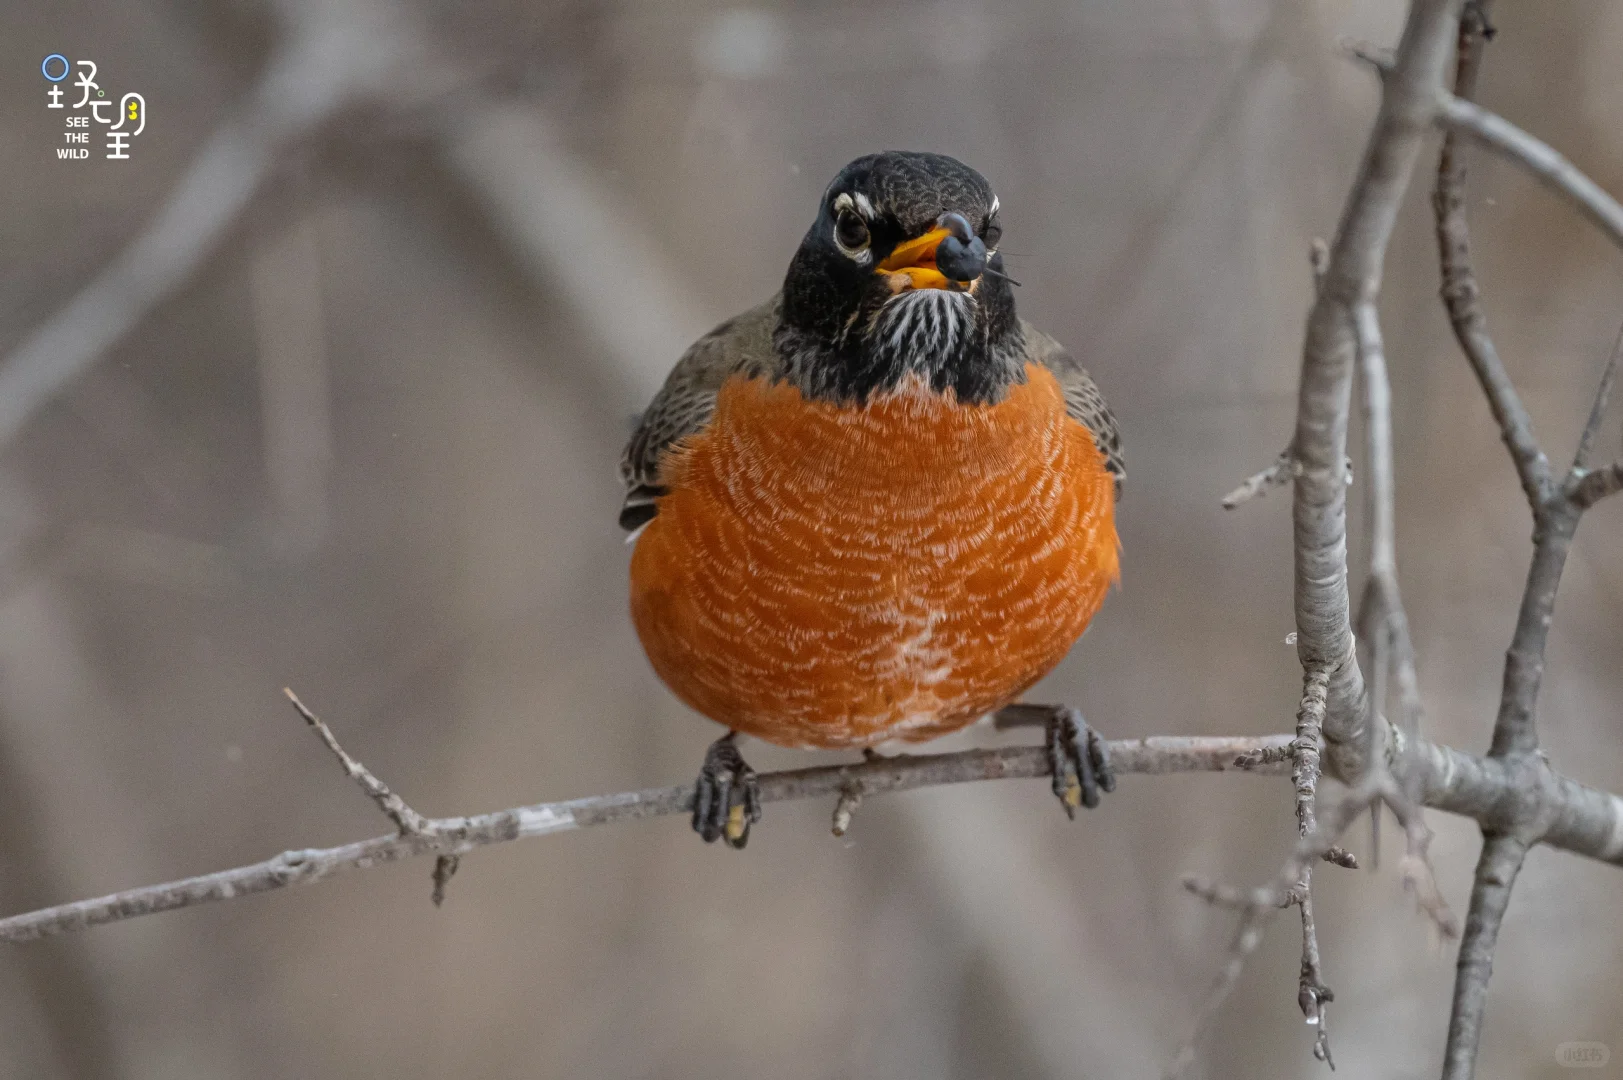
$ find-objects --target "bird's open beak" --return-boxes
[877,227,956,291]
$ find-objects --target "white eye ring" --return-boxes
[831,195,872,260]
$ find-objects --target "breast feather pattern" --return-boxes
[628,362,1119,749]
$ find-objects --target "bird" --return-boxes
[620,151,1123,848]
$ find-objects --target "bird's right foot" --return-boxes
[691,731,762,849]
[995,703,1115,819]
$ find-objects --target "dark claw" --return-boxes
[1027,705,1113,819]
[692,732,762,849]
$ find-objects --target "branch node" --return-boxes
[1322,846,1359,870]
[431,854,460,907]
[831,782,864,838]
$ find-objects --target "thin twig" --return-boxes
[1354,300,1427,765]
[1431,21,1554,510]
[1565,321,1623,509]
[1290,670,1335,1067]
[1167,778,1386,1078]
[1391,796,1460,937]
[1572,322,1622,472]
[1298,886,1334,1069]
[1437,94,1623,255]
[283,688,429,837]
[1434,5,1560,762]
[1310,238,1331,294]
[1222,446,1296,509]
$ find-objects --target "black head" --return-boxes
[774,151,1024,405]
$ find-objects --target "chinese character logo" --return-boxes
[42,54,146,161]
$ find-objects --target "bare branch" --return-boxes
[1441,833,1528,1080]
[1234,743,1293,769]
[1488,501,1580,757]
[0,733,1291,944]
[1293,0,1462,780]
[1350,9,1623,264]
[1309,237,1331,292]
[1566,322,1623,508]
[1322,846,1359,870]
[1426,10,1620,1072]
[1356,304,1398,583]
[2,709,1617,948]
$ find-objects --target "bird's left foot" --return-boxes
[692,731,762,849]
[995,703,1115,819]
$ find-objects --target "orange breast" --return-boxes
[629,363,1119,749]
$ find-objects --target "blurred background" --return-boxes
[2,0,1621,1077]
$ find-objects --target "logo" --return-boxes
[41,54,146,160]
[1556,1042,1611,1069]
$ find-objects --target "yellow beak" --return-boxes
[877,227,953,291]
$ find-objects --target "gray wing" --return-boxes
[619,296,783,530]
[1022,320,1125,498]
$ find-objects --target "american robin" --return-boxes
[621,151,1122,848]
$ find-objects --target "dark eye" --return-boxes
[982,213,1002,248]
[834,208,870,251]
